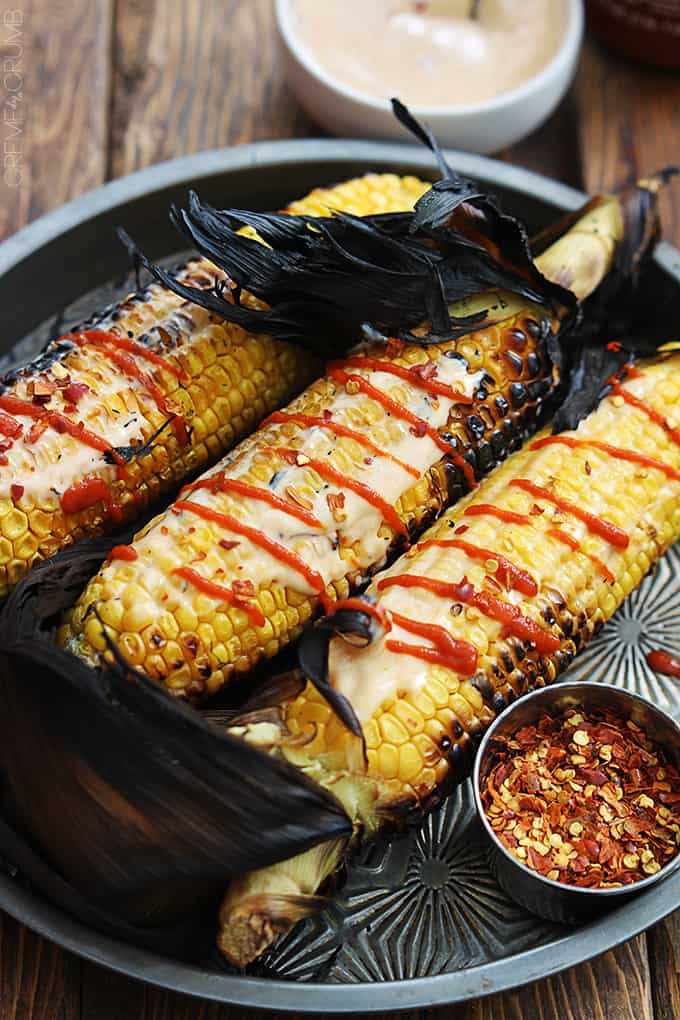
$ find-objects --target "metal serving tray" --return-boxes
[0,140,677,1012]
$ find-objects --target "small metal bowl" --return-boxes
[473,683,680,926]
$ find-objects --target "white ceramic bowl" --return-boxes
[276,0,584,154]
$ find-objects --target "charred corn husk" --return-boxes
[58,196,628,697]
[218,352,680,966]
[0,174,428,598]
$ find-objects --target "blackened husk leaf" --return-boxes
[550,168,680,432]
[126,101,575,352]
[0,543,351,956]
[122,104,677,434]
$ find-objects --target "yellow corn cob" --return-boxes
[59,195,625,698]
[0,174,428,598]
[218,352,680,966]
[59,309,559,694]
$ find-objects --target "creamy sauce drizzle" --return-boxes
[0,285,220,505]
[289,0,567,107]
[328,359,680,723]
[92,350,483,626]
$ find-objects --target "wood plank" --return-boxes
[500,93,583,190]
[79,959,427,1020]
[647,912,680,1020]
[0,912,80,1020]
[109,0,314,179]
[0,0,112,241]
[430,935,654,1020]
[574,38,680,247]
[0,1,112,1012]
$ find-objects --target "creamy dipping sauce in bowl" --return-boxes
[276,0,583,153]
[289,0,568,108]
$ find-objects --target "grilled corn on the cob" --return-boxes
[59,197,626,697]
[218,352,680,966]
[0,174,428,598]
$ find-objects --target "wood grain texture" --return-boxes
[0,0,112,240]
[575,38,680,247]
[431,936,654,1020]
[0,913,80,1020]
[501,94,582,189]
[79,961,427,1020]
[109,0,314,178]
[647,913,680,1020]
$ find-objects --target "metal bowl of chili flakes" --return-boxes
[473,682,680,926]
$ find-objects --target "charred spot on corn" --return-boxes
[0,173,429,599]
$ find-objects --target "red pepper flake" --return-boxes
[232,579,256,600]
[26,420,48,444]
[530,504,544,516]
[481,706,680,888]
[28,378,57,404]
[219,538,240,551]
[411,360,437,382]
[62,381,90,404]
[0,413,23,439]
[326,491,346,513]
[454,524,469,535]
[322,409,333,423]
[10,483,24,501]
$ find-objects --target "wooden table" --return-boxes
[0,2,678,1017]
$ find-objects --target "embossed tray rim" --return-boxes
[0,138,678,1012]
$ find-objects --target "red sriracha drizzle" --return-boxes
[69,331,188,445]
[386,610,478,676]
[328,596,478,675]
[173,566,265,628]
[0,394,125,466]
[510,478,629,549]
[328,597,393,632]
[463,504,533,527]
[108,544,138,563]
[264,411,420,478]
[377,574,560,654]
[181,474,323,530]
[274,446,409,540]
[61,476,122,523]
[646,650,680,679]
[530,436,680,483]
[328,357,474,404]
[328,367,476,488]
[174,499,331,611]
[416,538,538,597]
[65,330,187,380]
[546,527,615,583]
[607,368,680,448]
